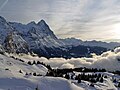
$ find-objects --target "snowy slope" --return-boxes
[0,46,120,90]
[0,54,48,90]
[0,54,48,77]
[0,54,84,90]
[0,52,120,90]
[0,76,84,90]
[36,77,84,90]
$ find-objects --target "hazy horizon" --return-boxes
[0,0,120,42]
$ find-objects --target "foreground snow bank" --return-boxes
[37,77,84,90]
[0,77,84,90]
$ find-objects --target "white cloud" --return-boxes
[60,63,74,69]
[14,47,120,71]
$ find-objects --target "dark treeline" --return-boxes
[27,60,52,70]
[46,67,106,77]
[18,60,120,87]
[112,71,120,75]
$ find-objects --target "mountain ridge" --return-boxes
[0,16,119,58]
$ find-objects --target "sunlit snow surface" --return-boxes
[0,47,120,89]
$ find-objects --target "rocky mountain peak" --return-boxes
[27,21,36,26]
[37,19,47,26]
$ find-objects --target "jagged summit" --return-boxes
[37,19,52,32]
[37,19,47,26]
[27,21,36,26]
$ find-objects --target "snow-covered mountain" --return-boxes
[9,19,63,48]
[61,38,120,49]
[0,16,64,57]
[9,19,66,58]
[0,16,118,58]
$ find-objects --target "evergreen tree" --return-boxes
[46,65,52,70]
[96,77,99,82]
[19,70,22,73]
[37,61,41,64]
[33,72,37,76]
[33,61,36,64]
[25,72,28,75]
[99,77,103,83]
[104,75,107,78]
[113,79,117,83]
[28,61,32,65]
[65,74,70,79]
[78,78,81,83]
[90,83,94,87]
[46,70,54,76]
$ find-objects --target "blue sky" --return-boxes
[0,0,120,41]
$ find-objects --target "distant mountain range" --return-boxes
[60,38,120,49]
[0,16,120,58]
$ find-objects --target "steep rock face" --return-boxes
[10,20,65,57]
[0,16,14,44]
[26,20,62,48]
[10,20,63,48]
[4,31,29,53]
